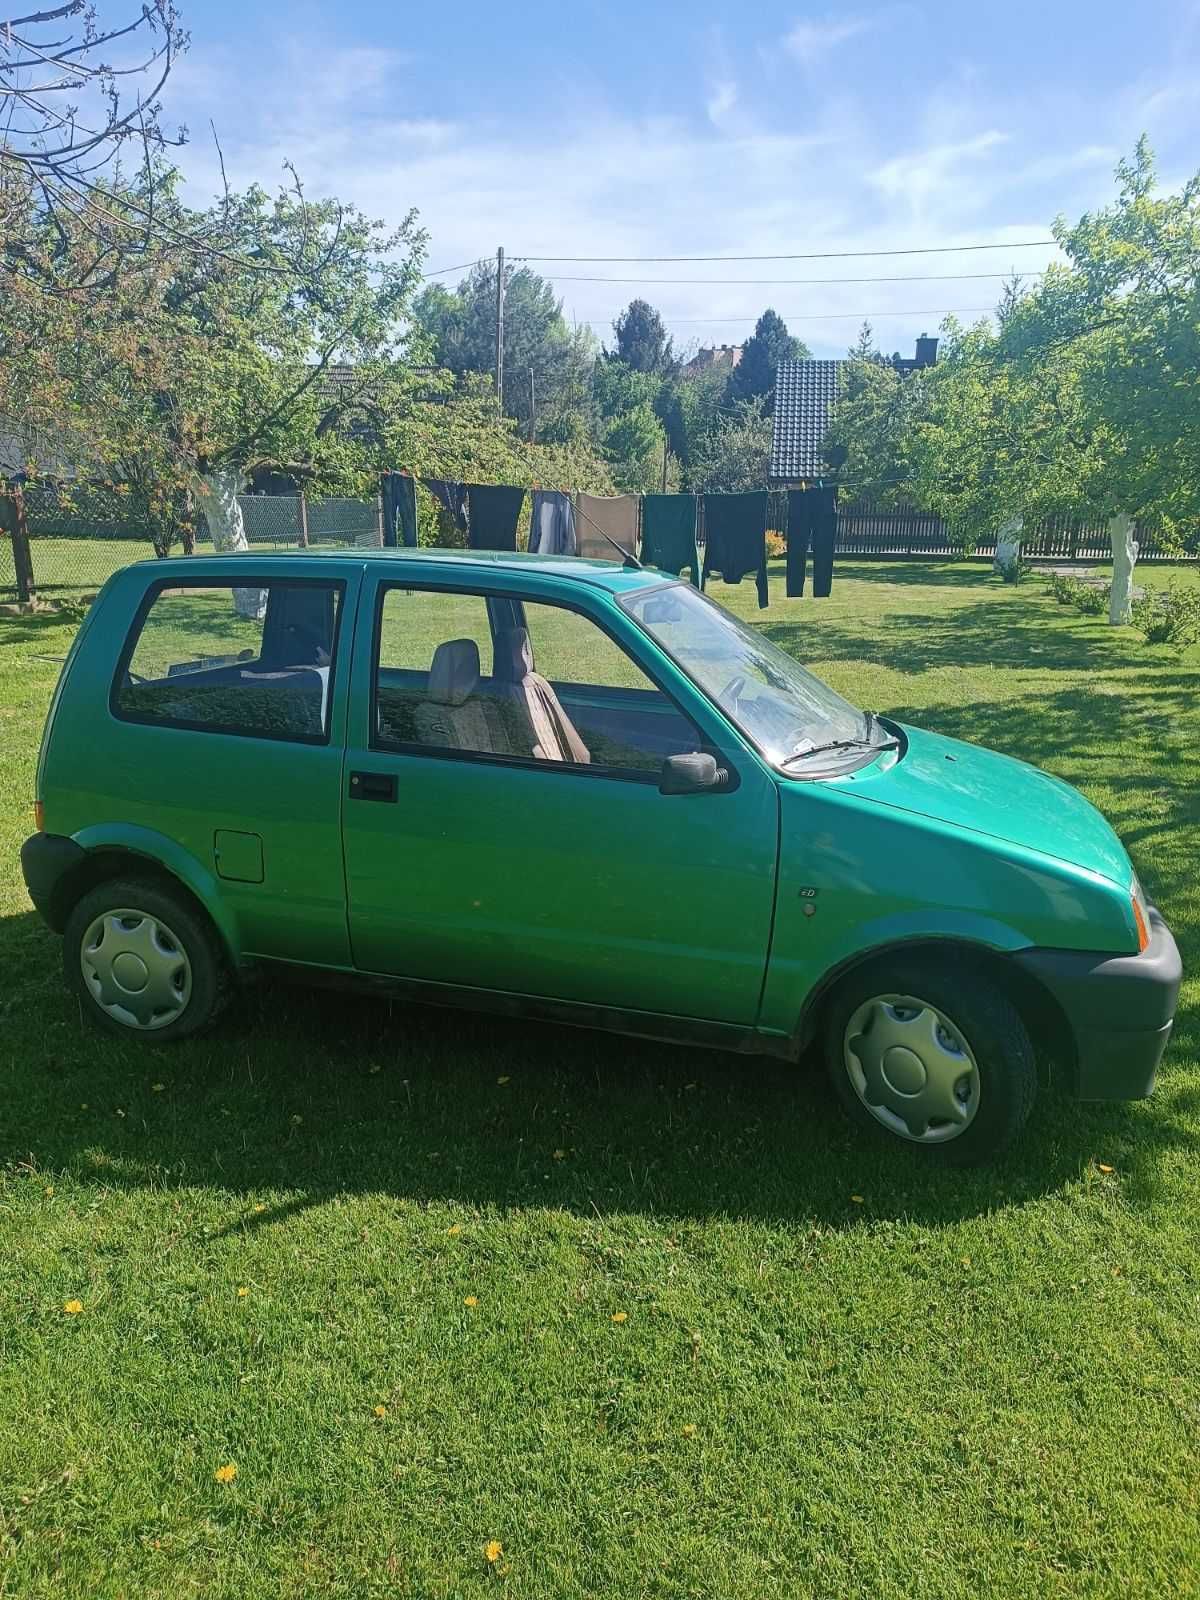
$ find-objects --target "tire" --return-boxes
[63,876,230,1042]
[823,956,1037,1165]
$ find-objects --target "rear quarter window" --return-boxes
[112,579,343,743]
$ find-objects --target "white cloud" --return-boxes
[783,14,872,65]
[706,80,739,129]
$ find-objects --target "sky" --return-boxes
[165,0,1200,357]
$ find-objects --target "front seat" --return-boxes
[414,638,523,756]
[496,627,591,764]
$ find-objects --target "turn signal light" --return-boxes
[1132,894,1150,953]
[33,800,44,833]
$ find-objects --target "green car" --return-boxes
[21,550,1181,1163]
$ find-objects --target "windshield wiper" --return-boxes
[780,732,900,769]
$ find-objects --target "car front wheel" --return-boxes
[63,877,229,1042]
[824,958,1037,1164]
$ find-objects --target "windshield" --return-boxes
[623,582,883,773]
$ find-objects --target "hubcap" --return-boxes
[843,993,981,1143]
[80,908,192,1031]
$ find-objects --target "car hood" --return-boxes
[822,722,1133,888]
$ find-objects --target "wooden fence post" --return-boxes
[297,492,310,548]
[1,487,37,603]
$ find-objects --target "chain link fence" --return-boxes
[1,490,382,602]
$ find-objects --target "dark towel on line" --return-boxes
[642,494,699,586]
[467,484,525,551]
[786,486,837,598]
[422,477,470,534]
[701,492,768,609]
[381,473,418,548]
[528,489,576,556]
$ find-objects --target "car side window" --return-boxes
[114,581,342,742]
[373,586,706,776]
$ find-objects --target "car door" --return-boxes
[341,573,779,1024]
[95,565,355,964]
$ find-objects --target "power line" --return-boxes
[581,307,998,325]
[543,270,1043,286]
[421,258,485,280]
[514,239,1056,264]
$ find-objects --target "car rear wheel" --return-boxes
[824,958,1037,1164]
[64,877,229,1042]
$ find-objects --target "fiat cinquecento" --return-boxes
[21,550,1181,1163]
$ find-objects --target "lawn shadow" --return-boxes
[4,907,1192,1236]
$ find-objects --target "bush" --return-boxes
[1074,582,1110,615]
[765,529,786,559]
[1130,582,1200,646]
[996,551,1030,584]
[1046,572,1087,605]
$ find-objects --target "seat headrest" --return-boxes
[428,638,480,706]
[497,626,535,682]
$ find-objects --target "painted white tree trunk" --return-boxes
[993,513,1024,577]
[1108,512,1138,625]
[194,466,266,621]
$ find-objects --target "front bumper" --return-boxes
[20,831,85,932]
[1013,907,1182,1099]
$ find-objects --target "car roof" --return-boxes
[129,546,671,596]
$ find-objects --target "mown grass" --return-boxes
[1,560,1198,1599]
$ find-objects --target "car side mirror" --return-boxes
[659,752,727,795]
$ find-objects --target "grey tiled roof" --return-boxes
[770,359,843,482]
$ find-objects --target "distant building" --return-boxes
[681,343,743,377]
[769,334,937,484]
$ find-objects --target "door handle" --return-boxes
[349,770,397,802]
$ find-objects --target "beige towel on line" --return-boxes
[574,493,639,561]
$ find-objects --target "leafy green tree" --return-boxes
[610,299,675,374]
[412,263,596,434]
[725,310,810,411]
[689,398,773,492]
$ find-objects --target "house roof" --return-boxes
[770,359,843,482]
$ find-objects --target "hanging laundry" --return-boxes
[381,472,418,548]
[575,493,639,561]
[467,484,525,551]
[528,489,577,556]
[422,478,470,535]
[786,486,837,598]
[641,494,699,585]
[701,492,769,609]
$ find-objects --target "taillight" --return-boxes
[33,800,44,832]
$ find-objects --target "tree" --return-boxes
[688,398,773,492]
[725,310,810,411]
[610,299,674,375]
[412,262,596,434]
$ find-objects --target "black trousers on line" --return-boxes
[787,487,837,597]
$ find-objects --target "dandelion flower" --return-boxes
[611,1311,628,1324]
[552,1149,566,1161]
[237,1287,249,1298]
[464,1295,478,1308]
[682,1423,697,1438]
[484,1540,503,1563]
[214,1463,238,1484]
[63,1299,83,1315]
[447,1225,462,1236]
[850,1194,865,1204]
[252,1203,266,1214]
[44,1186,54,1197]
[374,1404,388,1418]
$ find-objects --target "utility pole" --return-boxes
[529,367,537,444]
[494,245,505,411]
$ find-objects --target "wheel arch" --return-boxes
[792,936,1077,1084]
[48,834,239,969]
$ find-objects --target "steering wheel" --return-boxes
[717,674,746,714]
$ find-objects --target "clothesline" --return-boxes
[381,472,841,608]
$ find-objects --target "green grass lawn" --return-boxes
[1,560,1198,1599]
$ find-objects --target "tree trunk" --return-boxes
[992,513,1023,580]
[194,466,265,620]
[1108,513,1138,625]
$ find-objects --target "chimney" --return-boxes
[915,333,938,368]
